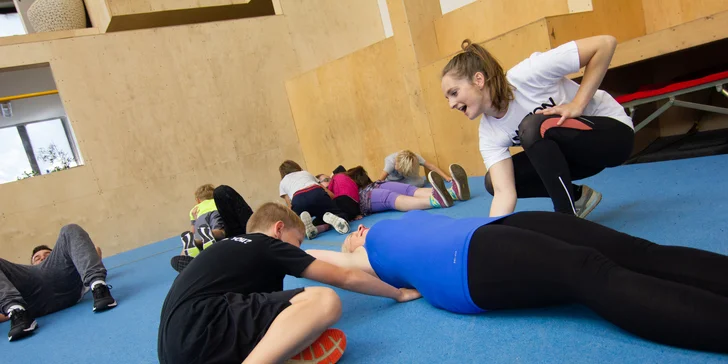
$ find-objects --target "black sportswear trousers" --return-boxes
[213,185,254,238]
[485,114,634,214]
[467,211,728,353]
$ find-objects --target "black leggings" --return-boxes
[485,114,634,214]
[291,187,347,226]
[213,185,254,237]
[467,211,728,353]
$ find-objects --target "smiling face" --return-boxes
[442,71,503,120]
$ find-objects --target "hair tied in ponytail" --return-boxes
[461,39,473,52]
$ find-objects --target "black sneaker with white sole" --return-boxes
[8,308,37,342]
[92,284,118,312]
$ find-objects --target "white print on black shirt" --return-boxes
[231,237,252,244]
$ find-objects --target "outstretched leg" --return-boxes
[468,224,728,353]
[41,224,116,313]
[498,211,728,297]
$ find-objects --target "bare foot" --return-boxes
[96,246,103,260]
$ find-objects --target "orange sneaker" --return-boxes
[286,328,347,364]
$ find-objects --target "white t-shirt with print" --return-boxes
[479,41,633,169]
[279,171,319,199]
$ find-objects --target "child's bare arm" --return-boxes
[281,195,292,208]
[423,161,452,182]
[377,171,388,182]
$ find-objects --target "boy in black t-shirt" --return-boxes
[158,202,420,364]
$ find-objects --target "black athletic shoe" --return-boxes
[92,284,118,312]
[197,224,216,250]
[171,255,194,273]
[8,308,37,342]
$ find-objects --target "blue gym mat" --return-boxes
[2,155,728,363]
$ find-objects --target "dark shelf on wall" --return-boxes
[626,128,728,165]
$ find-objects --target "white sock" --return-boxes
[90,280,106,289]
[7,305,25,315]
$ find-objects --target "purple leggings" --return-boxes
[370,182,418,213]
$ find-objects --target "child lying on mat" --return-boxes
[158,202,420,364]
[378,150,452,187]
[170,185,254,273]
[348,166,470,216]
[316,172,363,221]
[179,184,226,257]
[279,160,351,240]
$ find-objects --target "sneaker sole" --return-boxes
[300,212,318,239]
[578,191,602,219]
[171,255,194,273]
[449,164,470,201]
[323,213,350,234]
[428,172,453,207]
[93,301,117,312]
[8,320,38,342]
[286,328,347,364]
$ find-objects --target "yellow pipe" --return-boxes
[0,90,59,103]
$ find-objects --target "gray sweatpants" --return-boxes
[0,224,107,317]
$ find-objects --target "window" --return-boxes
[0,118,82,184]
[0,12,26,37]
[0,126,31,183]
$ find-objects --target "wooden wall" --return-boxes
[281,0,386,72]
[642,0,728,34]
[432,0,573,60]
[286,39,420,175]
[0,0,387,263]
[0,17,303,263]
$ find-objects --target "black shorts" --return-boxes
[160,288,305,364]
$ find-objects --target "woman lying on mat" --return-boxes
[441,35,635,218]
[345,166,470,216]
[308,210,728,353]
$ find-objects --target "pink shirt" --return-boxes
[328,174,360,202]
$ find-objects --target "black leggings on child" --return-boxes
[291,187,347,226]
[467,211,728,352]
[213,185,254,237]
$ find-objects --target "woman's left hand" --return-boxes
[536,102,584,125]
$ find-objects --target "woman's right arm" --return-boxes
[487,158,518,217]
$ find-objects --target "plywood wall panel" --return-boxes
[287,38,420,177]
[282,0,386,72]
[642,0,728,34]
[546,0,645,48]
[433,0,571,59]
[0,16,306,262]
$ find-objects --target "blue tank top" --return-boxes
[365,210,506,314]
